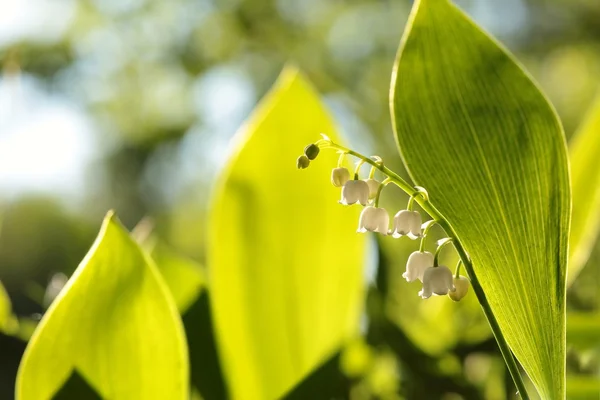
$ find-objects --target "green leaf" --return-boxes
[390,0,569,398]
[144,237,205,314]
[16,212,188,400]
[209,67,366,400]
[568,95,600,285]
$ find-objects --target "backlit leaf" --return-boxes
[143,237,205,314]
[568,95,600,285]
[390,0,569,398]
[209,67,366,400]
[16,212,188,400]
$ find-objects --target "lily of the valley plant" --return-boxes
[299,137,470,302]
[297,135,532,399]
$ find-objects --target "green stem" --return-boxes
[323,141,530,400]
[433,238,453,267]
[454,259,463,279]
[419,220,438,252]
[374,178,392,208]
[353,158,367,180]
[369,156,383,179]
[337,152,346,168]
[407,194,416,211]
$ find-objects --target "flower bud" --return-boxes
[297,155,310,169]
[331,167,350,187]
[304,143,320,160]
[448,276,469,302]
[365,179,380,200]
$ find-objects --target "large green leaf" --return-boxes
[390,0,569,398]
[209,67,366,400]
[16,212,188,400]
[568,95,600,285]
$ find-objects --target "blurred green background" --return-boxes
[0,0,598,399]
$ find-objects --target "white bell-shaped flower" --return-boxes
[365,179,380,200]
[331,167,350,187]
[357,206,389,235]
[391,210,411,237]
[418,266,456,299]
[391,210,422,239]
[448,276,470,302]
[408,211,422,239]
[340,180,369,206]
[403,251,434,282]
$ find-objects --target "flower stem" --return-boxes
[419,220,438,252]
[337,152,346,168]
[323,141,530,399]
[433,238,453,267]
[454,259,462,279]
[374,178,392,208]
[353,158,367,180]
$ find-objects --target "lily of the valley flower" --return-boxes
[357,206,389,235]
[365,179,380,200]
[448,276,470,302]
[391,210,422,239]
[419,266,455,299]
[403,251,434,282]
[331,167,351,187]
[340,180,369,206]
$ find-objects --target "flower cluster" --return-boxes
[297,138,470,302]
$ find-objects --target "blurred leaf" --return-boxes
[182,291,229,399]
[282,351,350,400]
[209,67,366,399]
[567,312,600,349]
[16,212,188,400]
[144,238,205,314]
[390,0,569,398]
[133,225,225,398]
[566,376,600,400]
[0,280,11,333]
[568,95,600,285]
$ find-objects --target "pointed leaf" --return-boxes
[16,212,188,400]
[144,237,205,314]
[209,67,366,400]
[390,0,569,398]
[568,95,600,284]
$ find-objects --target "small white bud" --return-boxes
[403,251,434,282]
[340,180,369,206]
[448,276,470,302]
[331,168,350,187]
[418,266,455,299]
[365,179,380,200]
[357,206,389,235]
